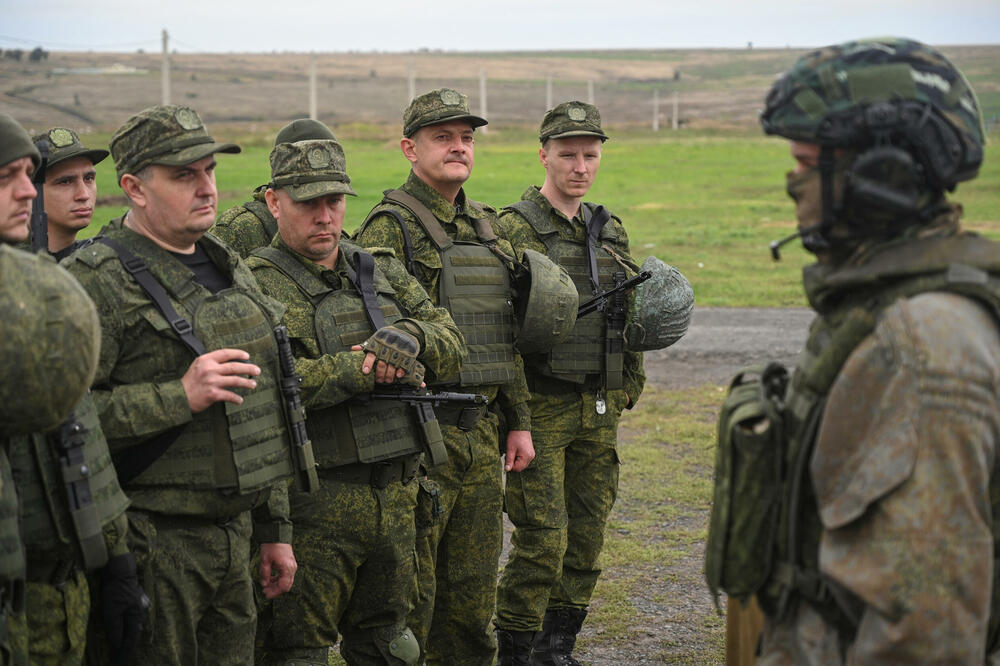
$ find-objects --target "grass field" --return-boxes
[84,126,1000,308]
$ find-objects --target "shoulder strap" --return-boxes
[244,200,278,240]
[583,204,612,295]
[506,199,557,237]
[95,236,207,357]
[346,249,387,331]
[252,246,332,303]
[370,208,418,277]
[383,189,453,251]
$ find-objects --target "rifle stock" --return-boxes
[30,139,49,254]
[275,325,319,492]
[577,269,651,317]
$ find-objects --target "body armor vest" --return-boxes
[244,199,278,242]
[251,243,422,468]
[10,393,129,571]
[99,230,293,493]
[763,234,1000,649]
[369,190,517,388]
[0,445,25,595]
[506,200,625,388]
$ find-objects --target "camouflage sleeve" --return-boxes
[101,511,130,558]
[375,251,466,384]
[62,259,193,443]
[250,263,375,410]
[494,353,532,431]
[812,294,999,661]
[252,480,293,544]
[494,209,548,258]
[210,208,274,260]
[356,210,442,300]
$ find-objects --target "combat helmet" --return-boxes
[624,256,693,352]
[761,37,985,253]
[514,249,578,354]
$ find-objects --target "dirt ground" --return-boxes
[499,306,813,664]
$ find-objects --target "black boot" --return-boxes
[531,608,587,666]
[497,629,536,666]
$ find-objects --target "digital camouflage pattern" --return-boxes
[755,231,1000,664]
[355,171,532,664]
[0,245,99,437]
[538,101,608,143]
[402,88,487,138]
[0,112,40,169]
[211,186,277,259]
[268,139,356,202]
[31,127,108,169]
[624,255,693,352]
[494,185,645,632]
[109,104,240,181]
[22,572,88,665]
[248,237,465,662]
[514,249,578,355]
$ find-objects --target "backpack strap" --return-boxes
[383,189,453,251]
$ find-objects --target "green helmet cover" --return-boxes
[515,249,578,354]
[624,255,693,352]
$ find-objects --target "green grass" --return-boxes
[84,127,1000,308]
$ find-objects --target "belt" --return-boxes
[321,455,420,490]
[528,374,602,395]
[433,403,488,431]
[26,558,78,587]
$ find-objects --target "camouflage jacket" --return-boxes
[211,185,277,259]
[496,186,646,408]
[62,218,291,537]
[354,170,532,430]
[247,235,466,410]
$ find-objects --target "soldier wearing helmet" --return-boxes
[710,38,1000,663]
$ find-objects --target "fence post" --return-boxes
[160,29,170,105]
[479,68,488,133]
[309,54,317,120]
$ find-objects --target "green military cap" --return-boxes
[110,104,240,182]
[32,127,109,169]
[269,139,357,201]
[275,118,336,146]
[403,88,487,138]
[0,113,41,170]
[539,101,609,143]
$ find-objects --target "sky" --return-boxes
[2,0,999,53]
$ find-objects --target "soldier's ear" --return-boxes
[539,146,548,168]
[120,173,146,208]
[400,137,418,164]
[264,188,281,218]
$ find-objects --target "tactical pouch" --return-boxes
[705,362,788,610]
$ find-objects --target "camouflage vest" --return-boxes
[243,198,278,242]
[372,189,517,388]
[762,234,1000,649]
[9,392,129,572]
[505,199,625,388]
[0,444,25,599]
[90,228,293,493]
[250,243,422,467]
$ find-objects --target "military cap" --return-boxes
[269,139,357,202]
[32,127,109,169]
[539,101,609,143]
[403,88,487,138]
[275,118,336,146]
[110,105,240,182]
[0,113,41,170]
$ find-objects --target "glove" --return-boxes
[101,553,150,664]
[362,326,425,387]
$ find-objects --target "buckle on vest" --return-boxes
[370,461,396,490]
[122,256,147,274]
[171,318,193,336]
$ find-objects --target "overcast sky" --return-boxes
[2,0,998,53]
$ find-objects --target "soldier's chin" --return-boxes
[0,219,29,244]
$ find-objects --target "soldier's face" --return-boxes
[44,156,97,234]
[540,137,602,200]
[267,188,346,267]
[134,157,218,242]
[0,156,37,243]
[403,120,475,192]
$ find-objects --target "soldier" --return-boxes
[212,118,337,258]
[247,137,466,665]
[30,127,109,260]
[354,88,536,665]
[493,102,647,665]
[62,105,304,665]
[707,38,1000,663]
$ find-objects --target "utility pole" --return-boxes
[408,62,416,101]
[161,29,170,105]
[479,68,488,134]
[546,76,553,111]
[309,54,317,120]
[652,90,660,132]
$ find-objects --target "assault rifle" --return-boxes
[275,326,319,492]
[577,269,652,317]
[54,415,108,570]
[30,139,50,254]
[360,389,489,467]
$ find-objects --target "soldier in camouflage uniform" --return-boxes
[248,137,466,665]
[354,88,536,665]
[493,102,646,665]
[30,128,108,261]
[708,38,1000,664]
[212,119,337,258]
[63,105,303,666]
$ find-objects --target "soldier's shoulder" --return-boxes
[61,238,119,271]
[215,202,255,226]
[468,198,498,218]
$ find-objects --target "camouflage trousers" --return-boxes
[411,414,503,665]
[496,389,625,632]
[17,570,89,665]
[2,607,26,666]
[257,473,419,666]
[127,509,256,666]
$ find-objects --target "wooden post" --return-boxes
[652,90,660,132]
[672,91,679,130]
[160,29,170,106]
[546,76,553,111]
[408,62,416,102]
[479,68,488,134]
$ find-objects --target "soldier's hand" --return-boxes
[181,348,261,414]
[357,326,425,386]
[100,553,149,665]
[259,542,297,599]
[505,430,535,473]
[351,344,426,387]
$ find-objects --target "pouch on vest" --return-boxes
[706,362,788,610]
